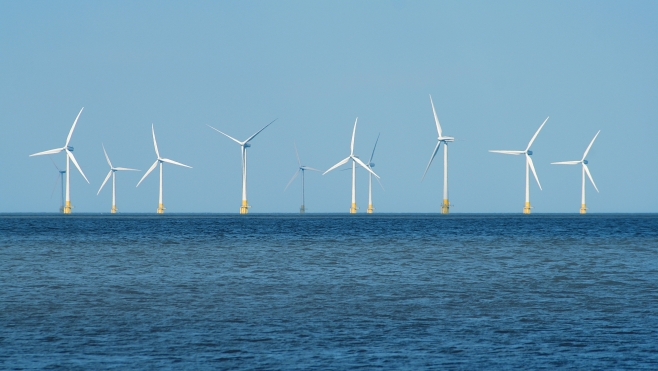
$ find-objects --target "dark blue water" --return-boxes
[1,214,658,370]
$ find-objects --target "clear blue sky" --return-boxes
[1,1,656,213]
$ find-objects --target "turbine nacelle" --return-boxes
[583,159,588,164]
[369,162,375,168]
[67,146,74,152]
[244,143,251,148]
[527,150,533,156]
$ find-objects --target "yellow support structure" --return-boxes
[441,199,450,214]
[63,201,72,214]
[367,204,374,214]
[350,203,357,214]
[580,204,587,214]
[111,205,117,214]
[523,202,531,214]
[157,203,165,214]
[240,200,249,214]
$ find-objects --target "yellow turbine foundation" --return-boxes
[523,202,531,214]
[111,205,117,214]
[350,203,357,214]
[367,204,374,214]
[157,203,165,214]
[63,201,72,214]
[580,204,587,214]
[441,199,450,214]
[300,205,305,214]
[240,200,249,214]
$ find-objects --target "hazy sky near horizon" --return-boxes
[1,1,656,213]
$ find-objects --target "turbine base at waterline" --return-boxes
[111,205,117,214]
[524,202,532,214]
[300,205,305,214]
[63,201,72,214]
[580,204,587,214]
[441,199,450,214]
[240,200,250,214]
[350,203,357,214]
[157,203,165,214]
[367,204,374,214]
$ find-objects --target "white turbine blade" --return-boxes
[66,150,89,183]
[151,124,160,159]
[584,164,599,192]
[375,176,385,191]
[421,141,441,181]
[323,156,351,175]
[429,95,443,137]
[527,155,542,190]
[302,166,320,172]
[245,119,278,143]
[353,156,380,178]
[65,107,84,147]
[350,117,358,155]
[113,167,139,171]
[551,160,580,165]
[582,130,601,161]
[294,141,301,166]
[489,150,524,155]
[102,143,113,168]
[284,169,300,191]
[161,158,192,168]
[137,160,159,187]
[525,116,549,151]
[30,147,64,157]
[369,133,380,163]
[207,124,243,145]
[97,170,113,195]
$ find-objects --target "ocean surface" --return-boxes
[1,214,657,370]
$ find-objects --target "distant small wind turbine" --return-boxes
[208,119,277,214]
[366,133,384,214]
[422,95,455,214]
[323,118,379,214]
[136,124,191,213]
[48,157,66,212]
[490,117,549,214]
[552,130,600,214]
[97,144,139,213]
[30,108,89,214]
[284,142,320,213]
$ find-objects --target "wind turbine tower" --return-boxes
[324,118,379,214]
[366,133,382,214]
[208,119,277,214]
[30,108,89,213]
[136,125,192,213]
[490,117,548,214]
[98,144,139,213]
[552,131,600,214]
[422,95,455,214]
[285,142,320,213]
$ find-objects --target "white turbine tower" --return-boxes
[207,119,277,214]
[490,117,549,214]
[136,124,192,213]
[30,108,89,214]
[421,95,455,214]
[284,142,320,213]
[323,118,379,214]
[366,133,383,214]
[552,130,600,214]
[97,144,139,213]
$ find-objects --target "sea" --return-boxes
[1,214,657,370]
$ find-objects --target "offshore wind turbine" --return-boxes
[366,133,383,214]
[490,117,549,214]
[30,107,89,214]
[136,124,192,213]
[552,130,600,214]
[97,144,139,213]
[207,119,277,214]
[284,142,320,213]
[323,118,379,214]
[421,95,455,214]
